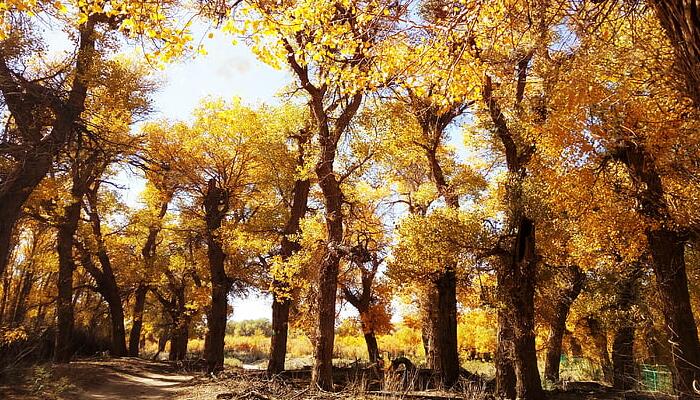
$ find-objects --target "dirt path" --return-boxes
[2,358,197,399]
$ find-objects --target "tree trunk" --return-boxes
[424,144,461,387]
[204,179,229,374]
[54,200,81,363]
[104,285,128,357]
[496,218,544,399]
[169,319,189,361]
[128,284,148,356]
[435,268,459,387]
[544,266,584,384]
[364,331,380,365]
[268,170,309,375]
[310,138,345,391]
[544,310,568,384]
[495,307,516,399]
[0,270,9,325]
[584,316,613,382]
[268,295,291,374]
[207,280,227,371]
[651,0,700,106]
[648,229,700,399]
[85,188,128,356]
[312,251,341,390]
[612,325,635,391]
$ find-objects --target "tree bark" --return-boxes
[544,266,585,384]
[435,268,459,387]
[650,0,700,106]
[310,107,355,390]
[128,284,148,356]
[495,307,516,399]
[364,330,380,365]
[268,295,291,374]
[54,199,81,363]
[84,188,127,356]
[502,218,544,399]
[204,178,230,374]
[268,155,310,375]
[648,229,700,399]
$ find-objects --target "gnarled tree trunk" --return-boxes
[648,229,700,399]
[651,0,700,106]
[55,200,81,363]
[204,179,230,373]
[495,307,516,399]
[435,268,459,387]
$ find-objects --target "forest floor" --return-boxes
[0,357,677,400]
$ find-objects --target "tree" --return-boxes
[0,0,185,279]
[233,0,403,389]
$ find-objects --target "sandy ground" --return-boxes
[1,358,196,399]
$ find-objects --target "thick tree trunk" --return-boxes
[204,179,229,374]
[504,218,543,399]
[544,311,568,384]
[651,0,700,106]
[648,229,700,399]
[310,138,345,391]
[268,295,291,374]
[206,251,228,372]
[54,200,81,363]
[268,172,309,375]
[104,285,127,357]
[312,251,341,390]
[435,268,459,387]
[612,325,635,391]
[128,284,148,356]
[495,307,516,399]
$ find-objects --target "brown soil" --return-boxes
[1,358,195,399]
